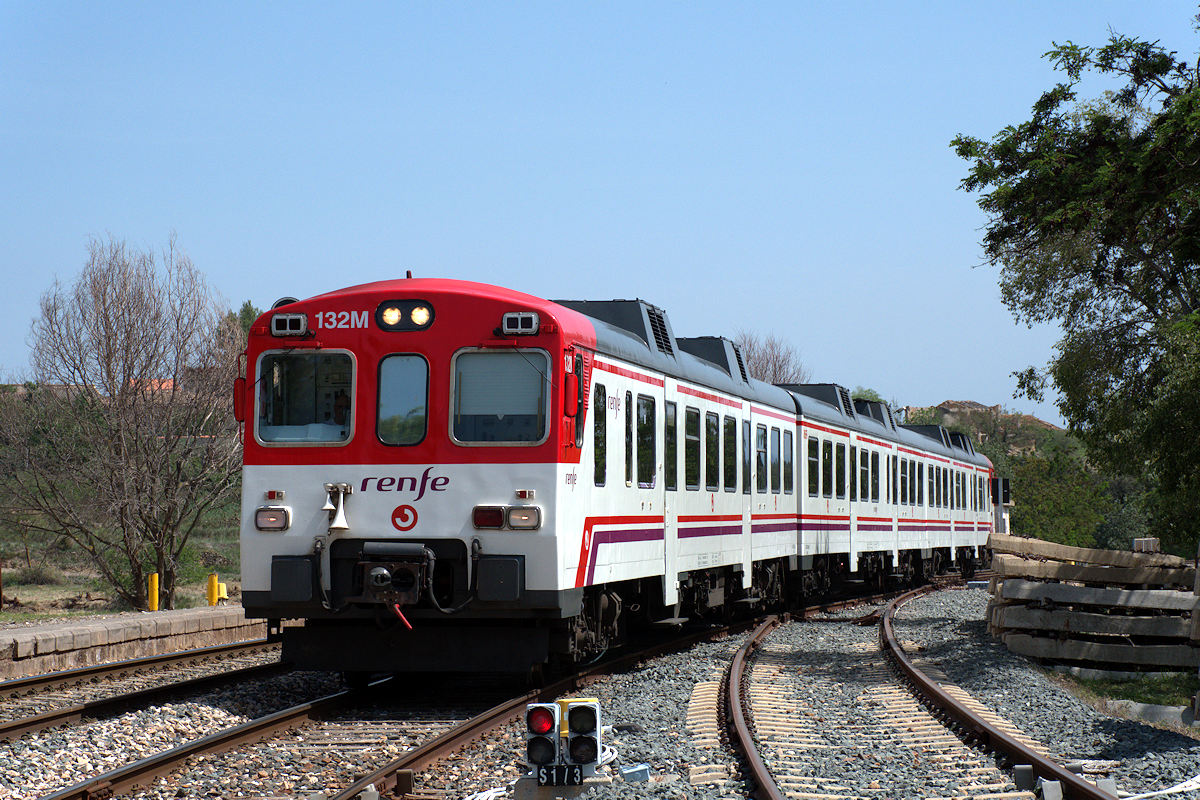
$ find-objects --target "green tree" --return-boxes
[1009,444,1112,548]
[952,21,1200,553]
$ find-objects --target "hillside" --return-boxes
[900,400,1061,456]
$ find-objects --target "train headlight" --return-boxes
[507,506,541,530]
[563,699,602,772]
[525,703,560,767]
[375,299,434,331]
[254,507,290,531]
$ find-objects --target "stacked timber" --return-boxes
[986,534,1200,671]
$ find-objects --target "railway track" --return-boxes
[725,587,1118,800]
[10,578,989,799]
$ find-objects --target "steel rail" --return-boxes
[36,684,353,800]
[327,618,768,800]
[725,615,787,800]
[0,638,276,699]
[1,661,288,742]
[879,588,1117,800]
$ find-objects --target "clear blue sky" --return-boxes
[2,3,1196,425]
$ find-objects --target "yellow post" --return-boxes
[148,573,159,611]
[207,573,219,606]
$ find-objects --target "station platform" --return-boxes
[0,606,268,680]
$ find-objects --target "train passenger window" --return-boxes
[685,408,701,490]
[770,427,781,493]
[625,392,633,486]
[942,469,949,509]
[835,442,846,499]
[742,420,751,495]
[917,463,925,506]
[871,452,880,502]
[637,395,655,488]
[756,425,768,493]
[891,455,899,506]
[706,412,720,491]
[257,351,354,444]
[929,466,936,508]
[821,440,833,498]
[451,350,550,444]
[724,417,738,492]
[377,355,428,446]
[665,402,677,491]
[783,431,794,494]
[593,384,606,486]
[849,445,857,501]
[899,459,908,505]
[807,438,819,497]
[860,449,870,502]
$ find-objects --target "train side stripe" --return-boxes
[575,515,664,588]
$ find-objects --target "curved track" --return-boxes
[725,587,1119,800]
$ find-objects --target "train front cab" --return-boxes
[237,282,597,674]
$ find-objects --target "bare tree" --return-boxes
[734,330,812,385]
[0,235,243,609]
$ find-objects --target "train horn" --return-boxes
[326,483,352,531]
[321,484,337,513]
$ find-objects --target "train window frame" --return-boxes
[377,353,429,447]
[449,347,552,447]
[742,420,751,495]
[625,391,633,486]
[783,430,794,494]
[685,407,701,491]
[917,463,925,506]
[891,455,899,506]
[593,383,606,487]
[849,445,857,501]
[860,448,870,502]
[636,394,656,489]
[255,349,357,447]
[821,440,833,499]
[706,412,720,492]
[723,416,738,493]
[870,451,880,502]
[665,401,677,491]
[835,442,846,499]
[756,424,768,493]
[770,427,781,494]
[807,437,819,497]
[899,459,908,505]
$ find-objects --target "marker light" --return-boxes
[507,506,541,530]
[255,507,290,531]
[410,305,431,326]
[472,506,505,529]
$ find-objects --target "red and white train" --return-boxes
[236,278,994,675]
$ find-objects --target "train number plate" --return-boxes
[537,765,584,786]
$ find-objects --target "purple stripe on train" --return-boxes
[679,525,744,538]
[587,527,664,584]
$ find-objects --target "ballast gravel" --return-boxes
[0,670,341,800]
[893,588,1200,797]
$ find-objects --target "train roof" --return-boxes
[555,296,990,470]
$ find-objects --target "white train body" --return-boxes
[237,279,993,673]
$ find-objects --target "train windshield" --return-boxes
[256,351,354,444]
[452,349,550,444]
[378,354,428,445]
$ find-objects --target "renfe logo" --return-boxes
[361,468,450,502]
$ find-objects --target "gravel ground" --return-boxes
[0,670,342,800]
[894,588,1200,797]
[426,635,754,800]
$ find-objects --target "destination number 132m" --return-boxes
[315,311,369,329]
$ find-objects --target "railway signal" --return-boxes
[524,698,604,786]
[525,703,560,772]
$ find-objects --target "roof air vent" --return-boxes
[884,404,896,431]
[837,386,855,418]
[732,344,748,382]
[646,307,674,356]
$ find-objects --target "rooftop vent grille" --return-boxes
[884,405,896,431]
[647,307,674,356]
[837,386,855,418]
[732,344,749,382]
